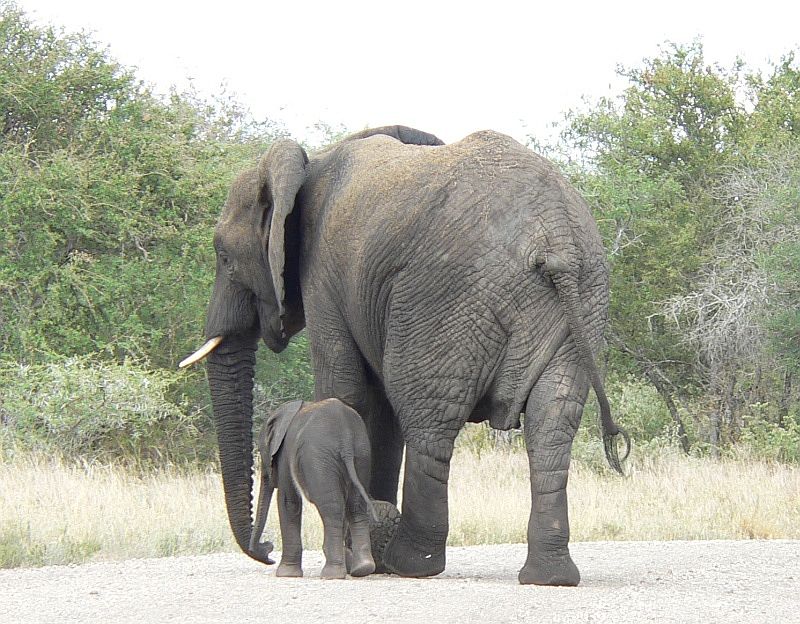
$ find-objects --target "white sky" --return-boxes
[16,0,800,145]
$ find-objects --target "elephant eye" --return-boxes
[219,252,235,275]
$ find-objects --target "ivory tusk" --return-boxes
[178,336,224,368]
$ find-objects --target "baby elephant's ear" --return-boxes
[267,400,305,460]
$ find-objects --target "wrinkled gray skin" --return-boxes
[200,125,629,586]
[249,398,376,579]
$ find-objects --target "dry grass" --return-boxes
[2,447,798,568]
[0,454,235,567]
[449,448,800,544]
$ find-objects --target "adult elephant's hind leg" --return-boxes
[519,346,588,586]
[379,310,488,577]
[380,395,467,577]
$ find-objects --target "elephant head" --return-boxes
[179,139,308,563]
[206,139,308,353]
[179,126,444,564]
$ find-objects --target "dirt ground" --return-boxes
[2,540,798,623]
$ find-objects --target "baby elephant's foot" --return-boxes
[346,545,376,577]
[276,561,303,578]
[321,561,347,580]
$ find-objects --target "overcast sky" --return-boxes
[16,0,800,144]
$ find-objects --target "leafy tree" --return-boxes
[0,3,282,363]
[0,3,314,463]
[559,41,799,455]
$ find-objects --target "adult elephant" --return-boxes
[181,125,629,586]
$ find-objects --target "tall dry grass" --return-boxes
[448,448,800,544]
[2,446,798,568]
[0,453,236,567]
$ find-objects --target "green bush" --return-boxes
[0,357,212,465]
[0,4,315,465]
[736,407,800,463]
[455,422,525,457]
[0,3,282,370]
[607,376,677,440]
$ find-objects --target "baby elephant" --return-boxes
[249,398,377,579]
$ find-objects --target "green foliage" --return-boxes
[455,422,524,457]
[561,41,747,391]
[0,2,133,154]
[254,334,315,408]
[0,3,285,369]
[746,51,800,144]
[748,145,800,371]
[2,3,798,466]
[607,376,683,441]
[572,378,689,471]
[0,3,311,466]
[736,409,800,463]
[559,40,800,458]
[0,357,211,465]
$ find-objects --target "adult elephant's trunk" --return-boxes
[205,335,273,565]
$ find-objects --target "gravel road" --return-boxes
[2,540,798,623]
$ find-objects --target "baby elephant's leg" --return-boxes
[276,489,304,578]
[299,456,349,579]
[315,495,348,579]
[346,457,375,577]
[346,509,375,577]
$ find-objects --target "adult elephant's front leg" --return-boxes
[307,323,404,504]
[382,439,453,577]
[361,384,403,504]
[519,347,588,586]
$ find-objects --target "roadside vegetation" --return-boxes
[3,438,799,568]
[1,3,798,568]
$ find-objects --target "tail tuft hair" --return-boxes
[603,428,631,476]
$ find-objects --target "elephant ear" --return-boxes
[257,139,308,325]
[266,400,305,466]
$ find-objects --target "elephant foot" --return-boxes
[348,550,376,577]
[345,544,376,577]
[321,562,347,580]
[276,562,303,578]
[382,517,446,578]
[368,500,402,574]
[518,552,580,586]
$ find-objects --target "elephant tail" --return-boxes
[344,455,378,523]
[538,253,631,474]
